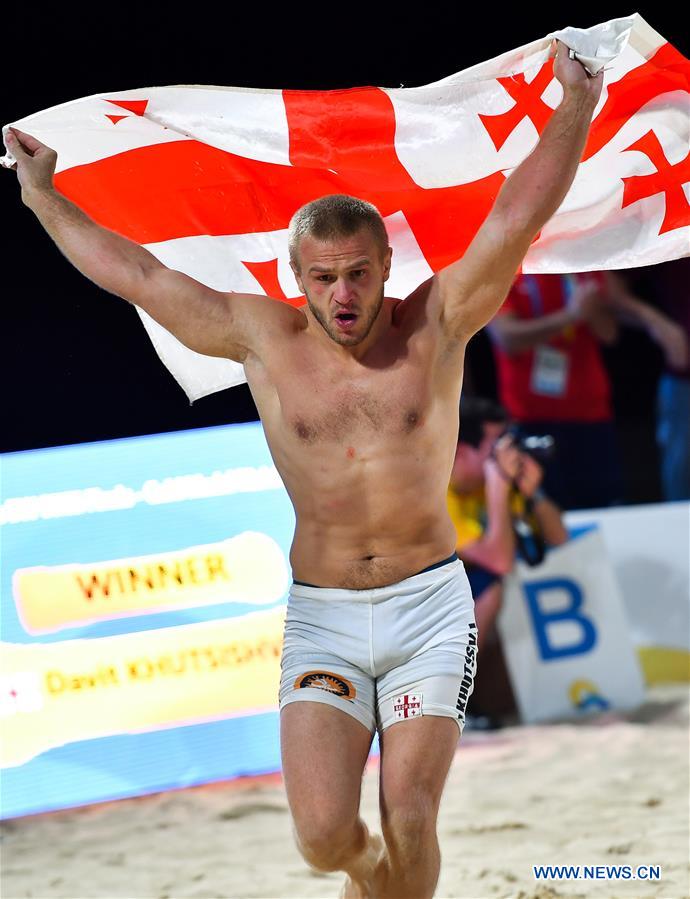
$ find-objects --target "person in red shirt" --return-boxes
[487,272,687,509]
[487,272,621,509]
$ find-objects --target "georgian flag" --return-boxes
[3,13,688,401]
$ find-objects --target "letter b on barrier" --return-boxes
[523,578,597,661]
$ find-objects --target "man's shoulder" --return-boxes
[224,291,307,366]
[231,290,307,331]
[390,277,444,326]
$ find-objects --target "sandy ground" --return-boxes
[1,685,688,899]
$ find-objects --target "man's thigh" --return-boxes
[378,715,460,821]
[280,702,374,831]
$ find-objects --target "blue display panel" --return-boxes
[1,423,296,818]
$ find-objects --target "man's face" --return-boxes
[451,422,506,491]
[291,228,392,347]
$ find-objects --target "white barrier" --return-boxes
[497,502,689,722]
[565,502,690,684]
[499,530,646,723]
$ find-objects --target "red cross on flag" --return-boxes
[3,14,688,400]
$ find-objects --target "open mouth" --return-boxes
[334,312,358,330]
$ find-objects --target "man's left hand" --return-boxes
[552,39,604,104]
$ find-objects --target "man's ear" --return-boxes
[290,260,305,294]
[382,246,393,282]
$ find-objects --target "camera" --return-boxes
[506,427,556,461]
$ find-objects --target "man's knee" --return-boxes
[380,790,437,858]
[293,813,365,871]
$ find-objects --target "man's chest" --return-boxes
[288,377,430,444]
[248,344,436,445]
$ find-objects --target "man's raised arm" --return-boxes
[437,41,604,341]
[5,128,288,363]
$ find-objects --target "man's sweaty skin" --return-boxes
[249,229,463,589]
[5,42,603,898]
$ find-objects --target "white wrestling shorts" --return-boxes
[279,554,477,735]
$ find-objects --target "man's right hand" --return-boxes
[4,129,57,203]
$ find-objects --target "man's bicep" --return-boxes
[133,269,269,361]
[438,214,534,340]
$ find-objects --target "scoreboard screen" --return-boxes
[1,422,295,818]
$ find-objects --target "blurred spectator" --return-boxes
[606,259,690,501]
[448,397,568,722]
[487,271,685,509]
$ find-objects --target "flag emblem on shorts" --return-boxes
[394,693,422,720]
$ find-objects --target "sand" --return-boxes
[1,685,688,899]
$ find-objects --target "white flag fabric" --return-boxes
[3,13,689,401]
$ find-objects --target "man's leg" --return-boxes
[373,716,460,899]
[280,701,380,894]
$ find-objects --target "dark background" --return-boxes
[3,3,687,501]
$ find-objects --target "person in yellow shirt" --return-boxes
[448,397,568,720]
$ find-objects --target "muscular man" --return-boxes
[6,43,602,899]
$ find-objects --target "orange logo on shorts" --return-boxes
[295,671,356,700]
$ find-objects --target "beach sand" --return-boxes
[2,684,688,899]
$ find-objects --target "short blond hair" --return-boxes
[288,194,389,269]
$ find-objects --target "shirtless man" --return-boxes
[6,42,602,899]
